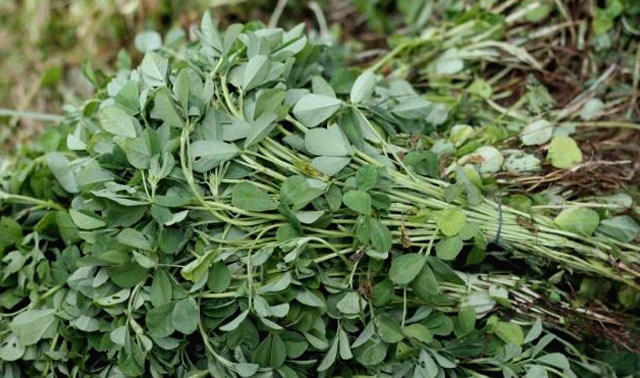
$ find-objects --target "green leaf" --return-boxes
[423,312,454,336]
[537,353,571,371]
[135,30,162,52]
[94,288,130,306]
[433,208,466,236]
[56,212,79,245]
[597,215,640,242]
[317,336,339,371]
[0,333,25,361]
[392,97,432,119]
[0,217,22,251]
[171,297,199,334]
[294,210,324,224]
[580,98,604,120]
[338,328,353,360]
[521,119,553,146]
[100,105,138,138]
[279,175,324,210]
[434,48,464,75]
[293,93,342,128]
[524,319,543,344]
[191,140,238,172]
[547,136,582,169]
[376,313,404,343]
[244,112,277,147]
[389,253,426,285]
[150,269,173,307]
[411,264,439,301]
[554,207,599,235]
[356,165,379,191]
[10,309,57,346]
[139,52,167,87]
[117,228,153,250]
[417,349,439,378]
[310,156,350,177]
[146,303,175,337]
[46,152,79,193]
[311,75,336,97]
[455,306,476,337]
[343,190,372,215]
[403,324,433,344]
[494,321,524,345]
[460,146,503,173]
[118,131,153,169]
[207,262,232,293]
[337,291,366,315]
[69,209,105,230]
[372,279,394,307]
[524,365,548,378]
[304,124,352,156]
[354,340,387,366]
[435,236,463,261]
[369,218,392,252]
[232,182,278,212]
[258,272,292,294]
[231,363,259,378]
[254,334,287,368]
[107,262,149,288]
[350,70,376,104]
[150,87,184,128]
[427,256,464,284]
[219,309,249,332]
[504,152,541,173]
[242,55,270,91]
[181,249,216,283]
[295,289,325,308]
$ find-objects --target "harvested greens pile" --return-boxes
[1,6,639,378]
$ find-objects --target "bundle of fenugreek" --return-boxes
[0,13,637,377]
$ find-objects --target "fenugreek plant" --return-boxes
[1,11,637,377]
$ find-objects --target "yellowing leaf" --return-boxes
[433,208,467,236]
[547,136,582,169]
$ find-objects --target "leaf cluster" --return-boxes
[0,12,636,378]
